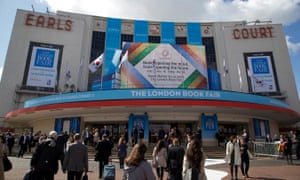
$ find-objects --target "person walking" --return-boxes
[62,133,88,180]
[239,136,250,178]
[225,135,241,180]
[18,131,29,158]
[122,142,156,180]
[81,127,91,146]
[167,138,185,180]
[95,133,113,179]
[283,134,293,164]
[117,137,128,169]
[152,140,167,180]
[30,130,65,180]
[0,135,8,180]
[6,132,15,156]
[182,138,207,180]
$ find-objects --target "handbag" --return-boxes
[247,149,253,159]
[23,169,35,180]
[152,157,158,168]
[82,173,88,180]
[3,154,12,171]
[183,168,200,180]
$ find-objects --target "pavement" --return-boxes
[4,154,300,180]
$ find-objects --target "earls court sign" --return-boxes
[232,26,274,40]
[25,13,73,31]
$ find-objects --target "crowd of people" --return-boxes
[0,126,299,180]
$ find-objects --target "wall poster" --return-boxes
[244,52,279,93]
[23,42,63,92]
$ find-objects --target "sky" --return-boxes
[0,0,300,97]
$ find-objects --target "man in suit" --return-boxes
[18,131,29,158]
[95,133,113,179]
[81,127,91,145]
[63,133,88,180]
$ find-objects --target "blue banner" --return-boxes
[187,23,202,45]
[201,114,218,139]
[134,20,148,42]
[55,117,81,134]
[208,68,221,90]
[25,89,292,110]
[161,22,175,44]
[102,18,121,89]
[128,114,149,144]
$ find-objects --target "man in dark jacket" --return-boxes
[167,138,185,180]
[30,130,64,180]
[63,133,88,180]
[18,131,29,158]
[95,133,113,179]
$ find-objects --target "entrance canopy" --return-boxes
[5,89,300,124]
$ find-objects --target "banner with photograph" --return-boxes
[120,42,208,89]
[244,52,278,93]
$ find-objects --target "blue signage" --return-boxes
[34,49,55,68]
[24,89,291,110]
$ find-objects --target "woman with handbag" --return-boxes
[152,140,167,180]
[225,135,241,180]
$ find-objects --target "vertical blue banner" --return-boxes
[55,118,63,133]
[187,22,202,45]
[161,22,175,44]
[208,68,222,90]
[70,117,81,133]
[102,18,121,89]
[55,117,81,134]
[201,114,218,139]
[128,114,149,144]
[134,20,149,42]
[253,118,261,137]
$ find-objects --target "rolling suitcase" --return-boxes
[103,163,116,180]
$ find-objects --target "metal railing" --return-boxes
[250,141,280,157]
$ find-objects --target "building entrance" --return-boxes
[86,123,128,144]
[217,123,249,144]
[149,122,196,144]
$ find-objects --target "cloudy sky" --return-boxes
[0,0,299,96]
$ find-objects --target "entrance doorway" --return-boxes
[86,123,128,144]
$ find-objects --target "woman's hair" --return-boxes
[172,138,180,145]
[118,137,125,145]
[125,142,147,166]
[0,134,5,143]
[186,139,203,169]
[154,140,165,154]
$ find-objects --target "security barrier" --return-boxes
[251,141,280,157]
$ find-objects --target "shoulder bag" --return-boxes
[3,154,12,171]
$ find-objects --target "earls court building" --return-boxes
[0,9,299,145]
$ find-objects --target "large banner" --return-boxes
[23,42,63,92]
[244,52,278,93]
[120,42,208,89]
[128,114,149,145]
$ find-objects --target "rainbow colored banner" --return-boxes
[120,42,208,89]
